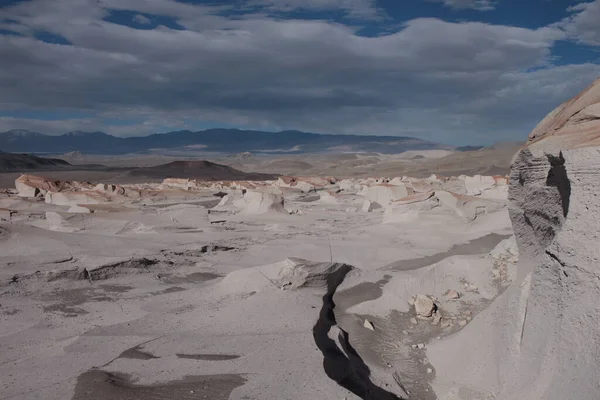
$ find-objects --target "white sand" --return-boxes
[0,172,513,400]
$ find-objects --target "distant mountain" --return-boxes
[125,160,277,181]
[0,152,71,172]
[455,145,484,152]
[0,129,452,155]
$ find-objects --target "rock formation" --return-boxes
[233,190,287,215]
[362,184,410,208]
[428,77,600,400]
[500,77,600,399]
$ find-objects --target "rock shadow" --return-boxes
[312,264,405,400]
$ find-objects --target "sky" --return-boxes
[0,0,599,145]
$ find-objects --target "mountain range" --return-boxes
[0,129,453,155]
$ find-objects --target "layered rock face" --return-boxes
[502,78,600,399]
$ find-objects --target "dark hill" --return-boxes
[0,152,71,172]
[126,160,278,181]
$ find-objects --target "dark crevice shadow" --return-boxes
[546,152,571,218]
[176,353,240,361]
[312,264,405,400]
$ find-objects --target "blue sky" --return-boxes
[0,0,599,145]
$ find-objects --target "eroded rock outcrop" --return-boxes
[428,77,600,400]
[383,190,504,223]
[232,190,287,215]
[15,174,88,198]
[499,77,600,400]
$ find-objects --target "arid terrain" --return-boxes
[0,142,521,189]
[1,78,600,400]
[1,167,514,400]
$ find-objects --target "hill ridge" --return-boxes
[0,128,453,155]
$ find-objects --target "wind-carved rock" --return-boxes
[502,77,600,399]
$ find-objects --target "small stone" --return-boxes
[364,319,375,331]
[465,283,478,292]
[459,320,468,327]
[427,368,433,374]
[417,343,425,349]
[414,294,436,317]
[432,313,442,325]
[411,344,418,349]
[410,318,418,325]
[446,290,460,300]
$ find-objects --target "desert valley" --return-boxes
[1,78,599,400]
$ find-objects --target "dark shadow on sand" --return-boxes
[312,264,405,400]
[382,233,511,272]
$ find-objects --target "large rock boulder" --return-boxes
[382,189,505,223]
[464,175,509,199]
[15,177,44,198]
[362,184,410,209]
[45,191,107,206]
[277,176,315,193]
[233,190,287,215]
[214,190,245,209]
[382,191,436,223]
[15,175,80,198]
[435,190,505,221]
[464,175,497,195]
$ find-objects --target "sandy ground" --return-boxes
[0,171,515,400]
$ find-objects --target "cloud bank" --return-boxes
[0,0,599,144]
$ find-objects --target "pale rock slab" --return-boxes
[363,184,410,208]
[414,294,436,317]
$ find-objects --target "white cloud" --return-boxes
[559,0,600,46]
[429,0,498,11]
[133,14,152,25]
[0,0,597,144]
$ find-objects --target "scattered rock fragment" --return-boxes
[363,319,375,331]
[414,294,436,317]
[464,283,478,292]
